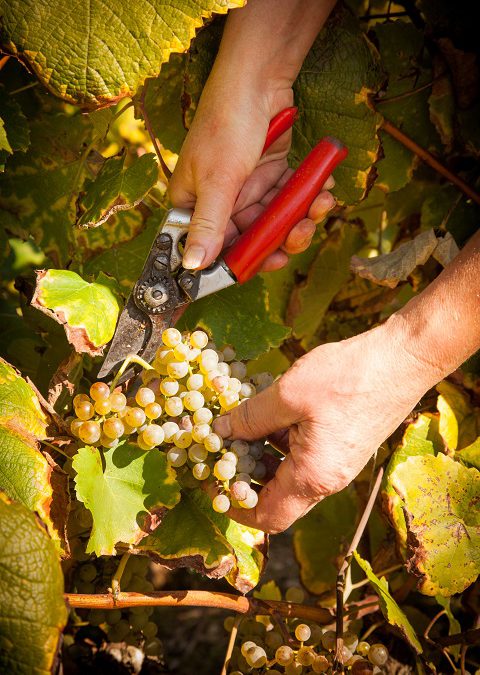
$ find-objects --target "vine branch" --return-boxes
[221,615,241,675]
[381,119,480,207]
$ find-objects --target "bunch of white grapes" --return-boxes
[69,328,274,513]
[225,587,389,674]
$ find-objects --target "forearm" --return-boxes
[213,0,336,92]
[398,230,480,384]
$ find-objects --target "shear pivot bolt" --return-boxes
[180,275,194,290]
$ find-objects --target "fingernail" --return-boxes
[182,245,206,269]
[324,175,335,190]
[213,415,231,438]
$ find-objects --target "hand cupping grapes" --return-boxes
[69,328,274,515]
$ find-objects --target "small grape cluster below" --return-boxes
[69,329,274,513]
[225,587,389,674]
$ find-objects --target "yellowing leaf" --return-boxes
[76,153,158,228]
[436,380,479,451]
[133,490,267,593]
[73,442,181,556]
[391,453,480,596]
[0,358,47,437]
[0,492,67,675]
[353,551,422,653]
[32,269,122,356]
[0,0,244,108]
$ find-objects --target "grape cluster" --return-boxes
[69,328,274,513]
[73,556,163,656]
[225,586,389,674]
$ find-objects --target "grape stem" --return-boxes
[111,553,131,600]
[334,468,384,672]
[220,614,240,675]
[110,354,154,391]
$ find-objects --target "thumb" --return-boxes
[213,379,299,441]
[181,175,241,270]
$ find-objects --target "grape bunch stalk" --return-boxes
[224,586,389,675]
[69,328,275,513]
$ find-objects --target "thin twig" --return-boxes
[348,564,403,591]
[381,119,480,206]
[111,553,131,599]
[435,628,480,647]
[139,81,173,180]
[0,55,10,70]
[65,590,334,624]
[334,468,384,671]
[375,80,434,105]
[424,609,446,640]
[110,354,154,391]
[359,11,409,20]
[9,81,39,95]
[221,615,241,675]
[360,620,385,642]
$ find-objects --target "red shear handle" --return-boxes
[224,137,348,284]
[262,107,298,154]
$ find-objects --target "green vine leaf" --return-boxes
[0,491,67,674]
[0,85,30,171]
[291,3,384,204]
[179,276,290,360]
[293,487,358,595]
[0,0,244,108]
[391,453,480,596]
[133,490,267,593]
[32,269,122,356]
[353,551,422,653]
[457,437,480,470]
[0,358,48,437]
[76,153,158,228]
[73,442,181,556]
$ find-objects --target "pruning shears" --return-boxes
[98,107,348,382]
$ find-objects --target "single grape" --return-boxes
[167,447,187,467]
[241,641,257,657]
[216,362,231,376]
[79,420,101,444]
[184,390,205,412]
[145,402,162,420]
[135,387,155,407]
[125,407,146,428]
[212,494,230,513]
[338,645,353,664]
[235,472,252,484]
[94,399,111,415]
[228,377,242,393]
[368,644,388,666]
[255,372,274,389]
[205,433,223,453]
[173,342,190,361]
[160,377,180,396]
[161,421,179,442]
[219,390,239,410]
[100,433,119,448]
[164,396,183,417]
[343,630,359,652]
[142,424,165,446]
[193,407,213,424]
[75,400,94,421]
[239,489,258,509]
[214,459,236,481]
[222,451,238,464]
[312,654,330,673]
[357,641,370,657]
[245,646,267,668]
[295,624,312,643]
[187,373,204,391]
[88,609,107,626]
[188,443,208,463]
[144,638,163,657]
[90,381,110,401]
[109,391,127,412]
[129,612,148,631]
[211,375,229,393]
[70,418,83,437]
[137,434,154,451]
[230,361,247,380]
[297,646,315,666]
[285,587,305,604]
[102,417,125,439]
[306,623,323,647]
[222,345,236,362]
[321,630,336,651]
[192,462,210,480]
[174,430,192,449]
[167,360,189,379]
[237,455,256,474]
[162,327,182,348]
[249,441,265,460]
[107,618,130,641]
[188,347,201,361]
[78,563,97,582]
[351,659,374,675]
[275,645,294,666]
[231,440,250,457]
[240,382,256,398]
[285,662,303,675]
[179,415,193,432]
[230,481,250,501]
[190,330,209,349]
[199,349,219,373]
[142,621,158,639]
[252,461,266,481]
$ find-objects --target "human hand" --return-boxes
[169,76,336,271]
[214,314,442,533]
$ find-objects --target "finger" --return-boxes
[213,379,299,441]
[308,190,336,224]
[282,219,316,255]
[258,250,289,273]
[228,454,320,533]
